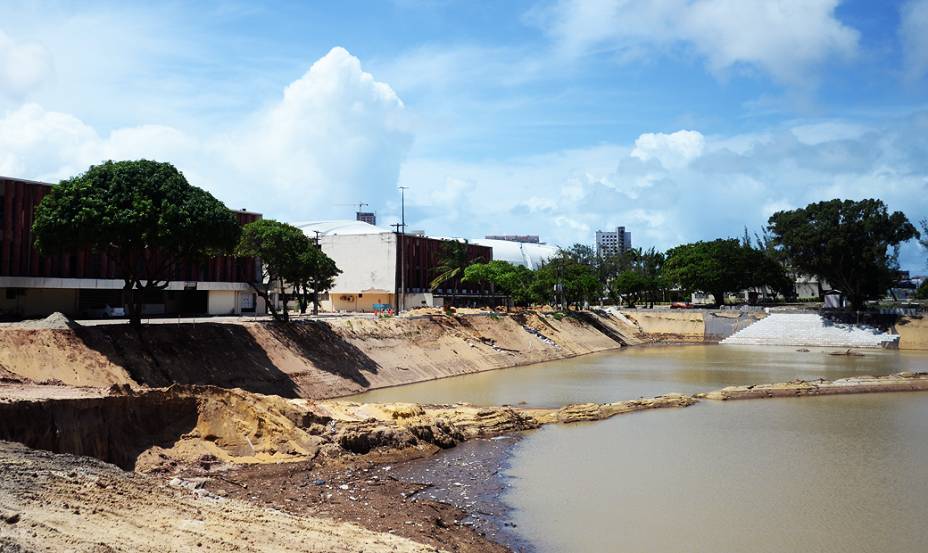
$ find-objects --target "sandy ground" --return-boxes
[0,442,443,553]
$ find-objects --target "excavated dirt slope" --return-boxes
[0,311,640,399]
[0,442,442,553]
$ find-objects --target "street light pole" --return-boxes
[398,186,408,313]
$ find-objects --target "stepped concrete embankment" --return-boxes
[722,313,900,349]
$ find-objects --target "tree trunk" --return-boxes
[249,283,282,321]
[714,290,726,308]
[124,281,142,328]
[312,290,319,315]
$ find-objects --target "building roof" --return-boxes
[293,219,392,236]
[471,238,558,270]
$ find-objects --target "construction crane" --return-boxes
[334,202,369,213]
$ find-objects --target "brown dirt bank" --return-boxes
[700,371,928,400]
[0,441,443,553]
[0,383,695,472]
[0,311,640,399]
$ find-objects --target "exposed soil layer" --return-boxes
[2,373,927,552]
[0,311,640,399]
[0,441,442,553]
[197,455,509,553]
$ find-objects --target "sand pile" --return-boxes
[16,312,80,330]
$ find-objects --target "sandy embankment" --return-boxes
[0,310,640,398]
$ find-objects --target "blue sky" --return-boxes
[1,0,927,270]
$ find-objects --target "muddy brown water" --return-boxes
[349,344,928,407]
[351,345,928,553]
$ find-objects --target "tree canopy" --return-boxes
[662,239,788,306]
[768,199,919,310]
[462,260,537,307]
[236,219,339,321]
[32,160,241,326]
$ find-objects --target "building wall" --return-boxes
[0,177,260,284]
[319,233,398,296]
[207,290,238,315]
[328,292,394,313]
[397,236,492,294]
[0,176,265,319]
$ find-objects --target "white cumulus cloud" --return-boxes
[631,130,704,169]
[0,30,52,99]
[901,0,928,82]
[531,0,859,86]
[0,47,412,220]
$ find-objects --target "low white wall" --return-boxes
[208,290,238,315]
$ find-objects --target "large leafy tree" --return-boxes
[235,219,324,321]
[32,160,241,327]
[430,239,481,307]
[768,199,919,310]
[663,239,755,306]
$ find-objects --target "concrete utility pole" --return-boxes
[398,186,408,313]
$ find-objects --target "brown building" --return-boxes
[0,176,263,319]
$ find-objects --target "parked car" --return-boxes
[670,302,695,309]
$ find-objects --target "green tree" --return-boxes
[608,247,667,307]
[663,239,753,307]
[32,160,241,327]
[235,219,318,321]
[462,260,538,308]
[534,249,600,309]
[768,199,919,310]
[294,245,341,315]
[430,239,481,307]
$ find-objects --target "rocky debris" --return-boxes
[521,324,559,348]
[700,372,928,400]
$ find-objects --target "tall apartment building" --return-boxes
[356,211,376,225]
[595,226,632,257]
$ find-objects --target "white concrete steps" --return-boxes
[721,313,898,348]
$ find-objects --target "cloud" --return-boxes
[396,114,928,271]
[901,0,928,82]
[0,47,412,219]
[530,0,859,86]
[631,130,704,169]
[0,30,52,99]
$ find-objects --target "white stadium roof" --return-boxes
[293,220,391,236]
[471,239,558,270]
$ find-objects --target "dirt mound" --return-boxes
[16,312,80,330]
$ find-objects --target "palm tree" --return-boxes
[430,239,479,308]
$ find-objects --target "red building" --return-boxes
[0,176,263,319]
